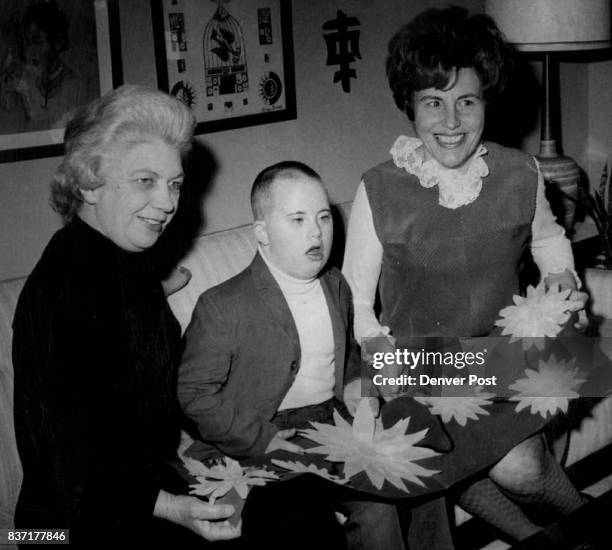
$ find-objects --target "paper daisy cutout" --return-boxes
[495,283,571,349]
[182,455,278,503]
[271,459,348,484]
[414,386,495,426]
[508,355,585,418]
[300,399,440,492]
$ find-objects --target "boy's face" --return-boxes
[256,173,333,280]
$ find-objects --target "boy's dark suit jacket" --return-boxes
[178,252,362,459]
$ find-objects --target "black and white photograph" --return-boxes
[1,1,611,549]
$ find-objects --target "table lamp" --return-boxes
[485,0,611,230]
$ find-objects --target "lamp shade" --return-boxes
[485,0,611,52]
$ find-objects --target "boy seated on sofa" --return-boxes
[177,161,407,549]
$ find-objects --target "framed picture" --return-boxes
[151,0,296,134]
[0,0,122,163]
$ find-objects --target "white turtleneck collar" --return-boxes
[258,246,319,294]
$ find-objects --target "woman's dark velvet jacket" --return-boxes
[12,217,184,541]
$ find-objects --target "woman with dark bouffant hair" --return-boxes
[12,85,239,546]
[343,6,589,545]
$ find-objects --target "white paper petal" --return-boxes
[300,409,440,493]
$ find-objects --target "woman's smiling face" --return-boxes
[413,67,485,171]
[80,139,184,252]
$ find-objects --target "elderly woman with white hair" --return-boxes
[12,85,239,545]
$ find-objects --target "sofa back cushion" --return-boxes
[167,223,258,331]
[0,278,25,532]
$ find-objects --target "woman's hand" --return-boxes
[544,269,589,331]
[154,490,241,541]
[565,289,589,331]
[162,266,192,297]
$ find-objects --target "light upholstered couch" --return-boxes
[1,201,611,539]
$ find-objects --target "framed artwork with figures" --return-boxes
[0,0,122,163]
[151,0,296,135]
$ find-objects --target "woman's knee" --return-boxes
[490,436,548,490]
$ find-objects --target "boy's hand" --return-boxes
[343,379,361,415]
[265,428,304,454]
[363,333,403,399]
[177,429,194,456]
[344,380,380,417]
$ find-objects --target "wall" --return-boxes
[160,0,480,234]
[587,58,612,188]
[0,0,599,281]
[559,63,590,173]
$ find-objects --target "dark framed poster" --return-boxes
[0,0,123,163]
[151,0,296,135]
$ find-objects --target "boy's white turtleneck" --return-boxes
[259,247,335,410]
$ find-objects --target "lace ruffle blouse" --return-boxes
[389,135,489,209]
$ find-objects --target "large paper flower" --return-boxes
[415,386,495,426]
[300,399,439,492]
[182,455,278,503]
[495,283,571,349]
[508,355,585,418]
[271,459,348,484]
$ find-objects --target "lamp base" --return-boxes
[536,154,581,232]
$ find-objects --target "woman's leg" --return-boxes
[456,477,540,540]
[489,433,587,515]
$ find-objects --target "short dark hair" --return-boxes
[386,6,514,120]
[250,161,322,221]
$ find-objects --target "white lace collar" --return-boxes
[389,135,489,209]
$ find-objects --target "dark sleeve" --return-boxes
[178,292,278,457]
[339,276,363,386]
[12,280,163,532]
